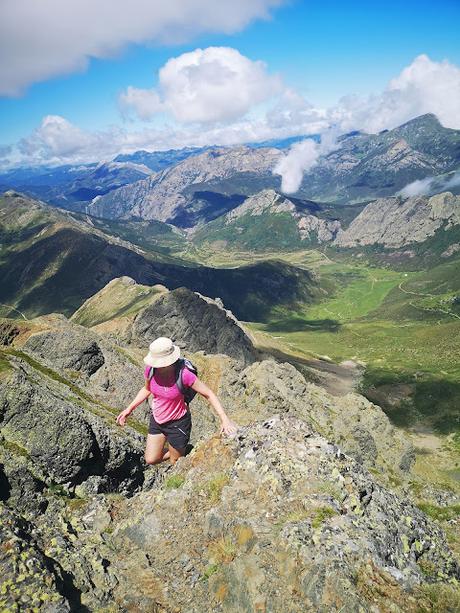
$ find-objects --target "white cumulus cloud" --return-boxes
[120,47,282,124]
[4,54,460,171]
[17,115,116,166]
[332,54,460,133]
[0,0,285,96]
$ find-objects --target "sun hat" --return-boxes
[143,337,181,368]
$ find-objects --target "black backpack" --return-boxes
[147,358,198,405]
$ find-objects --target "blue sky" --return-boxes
[1,0,460,166]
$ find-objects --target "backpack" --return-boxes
[147,358,198,405]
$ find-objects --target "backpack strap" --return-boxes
[174,359,186,395]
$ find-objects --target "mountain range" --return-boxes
[81,115,459,228]
[2,114,459,231]
[87,145,281,225]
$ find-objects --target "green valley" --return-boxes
[247,254,460,440]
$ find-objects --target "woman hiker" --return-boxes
[116,337,238,465]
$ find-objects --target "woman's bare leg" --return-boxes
[168,443,185,465]
[144,433,168,464]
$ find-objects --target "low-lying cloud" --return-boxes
[398,170,460,198]
[398,177,434,198]
[273,139,320,193]
[273,128,339,193]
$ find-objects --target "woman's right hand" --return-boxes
[116,408,132,426]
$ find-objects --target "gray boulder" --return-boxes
[22,314,144,409]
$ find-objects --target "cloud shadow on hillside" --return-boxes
[265,318,342,333]
[362,366,460,435]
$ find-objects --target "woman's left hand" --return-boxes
[220,417,238,436]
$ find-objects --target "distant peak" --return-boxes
[396,113,441,130]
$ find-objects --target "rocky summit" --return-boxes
[130,286,257,366]
[0,282,459,611]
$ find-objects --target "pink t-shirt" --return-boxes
[144,365,197,424]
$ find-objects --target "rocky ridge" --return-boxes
[71,276,168,328]
[0,282,459,610]
[130,287,257,367]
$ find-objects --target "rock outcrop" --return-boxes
[210,189,342,244]
[0,352,145,495]
[131,287,257,366]
[189,357,414,478]
[335,191,460,248]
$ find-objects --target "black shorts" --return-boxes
[148,410,192,450]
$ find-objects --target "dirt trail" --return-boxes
[258,344,363,396]
[0,304,28,320]
[398,281,460,320]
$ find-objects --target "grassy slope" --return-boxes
[70,278,167,327]
[82,215,188,258]
[192,211,305,252]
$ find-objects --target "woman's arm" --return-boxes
[191,378,238,435]
[116,386,151,426]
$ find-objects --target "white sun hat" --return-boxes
[143,337,181,368]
